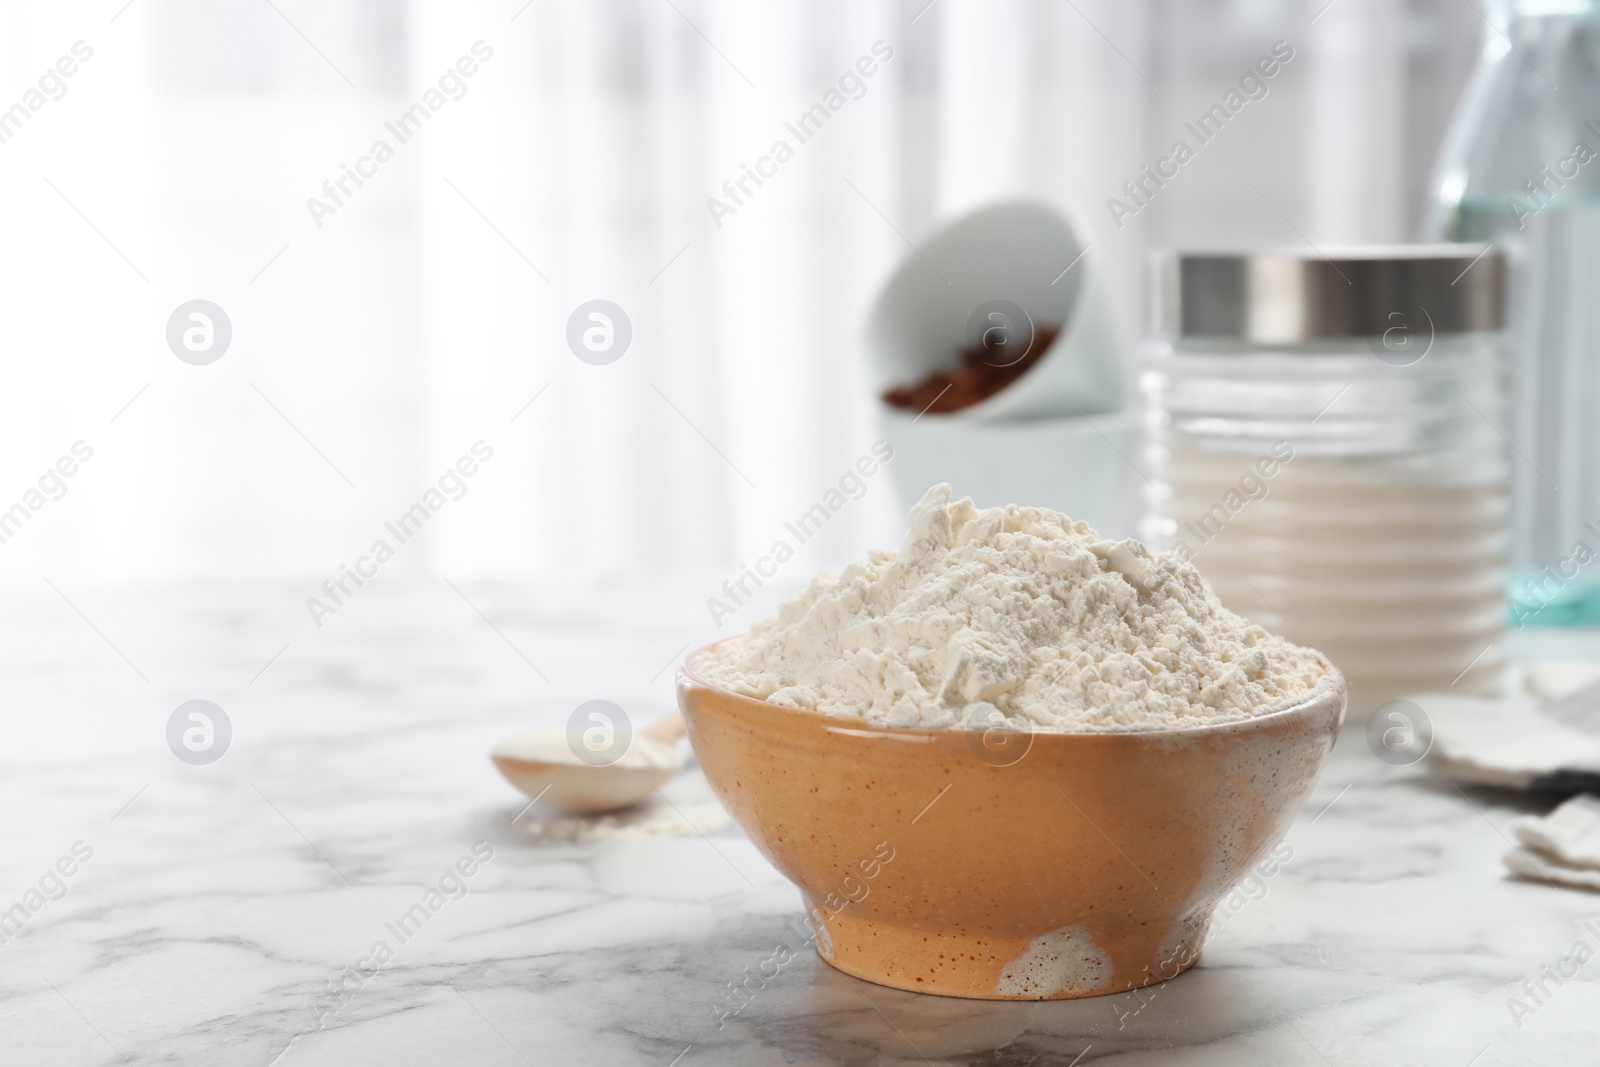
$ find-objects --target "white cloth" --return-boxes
[1507,795,1600,890]
[1415,663,1600,889]
[1421,693,1600,790]
[1523,661,1600,702]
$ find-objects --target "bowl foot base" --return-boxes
[803,896,1208,1000]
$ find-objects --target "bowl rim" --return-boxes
[877,406,1138,433]
[679,637,1347,741]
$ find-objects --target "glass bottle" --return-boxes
[1429,0,1600,626]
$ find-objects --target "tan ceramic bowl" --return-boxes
[678,646,1345,1000]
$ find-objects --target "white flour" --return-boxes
[693,484,1326,732]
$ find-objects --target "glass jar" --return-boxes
[1143,248,1508,713]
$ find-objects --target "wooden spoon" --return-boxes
[491,713,687,815]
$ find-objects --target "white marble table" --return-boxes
[2,580,1597,1065]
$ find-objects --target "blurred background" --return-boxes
[0,0,1484,591]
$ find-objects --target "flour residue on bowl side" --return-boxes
[995,924,1112,997]
[810,913,835,960]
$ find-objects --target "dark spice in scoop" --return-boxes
[883,324,1060,415]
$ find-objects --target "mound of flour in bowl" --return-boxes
[693,484,1326,732]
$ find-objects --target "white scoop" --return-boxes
[491,713,687,814]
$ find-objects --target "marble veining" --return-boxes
[0,581,1596,1064]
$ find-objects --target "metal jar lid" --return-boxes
[1156,246,1505,341]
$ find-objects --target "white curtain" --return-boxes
[0,0,1480,587]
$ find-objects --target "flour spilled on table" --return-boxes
[505,766,730,845]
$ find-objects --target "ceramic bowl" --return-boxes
[678,648,1345,1000]
[865,199,1128,422]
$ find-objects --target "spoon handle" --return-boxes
[642,711,686,744]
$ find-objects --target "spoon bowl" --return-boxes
[491,713,687,814]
